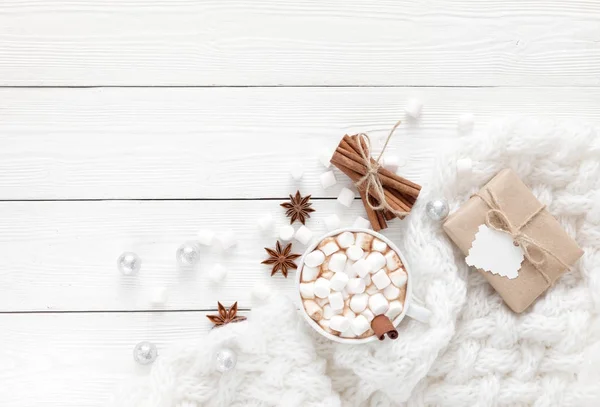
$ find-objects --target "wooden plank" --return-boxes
[0,0,598,86]
[0,311,226,407]
[0,87,599,200]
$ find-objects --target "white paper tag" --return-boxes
[466,224,525,279]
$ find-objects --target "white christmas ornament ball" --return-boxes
[176,241,201,266]
[117,252,142,276]
[133,341,158,365]
[215,347,237,372]
[426,199,450,221]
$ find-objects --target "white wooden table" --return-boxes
[0,1,598,405]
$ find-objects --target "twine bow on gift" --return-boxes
[474,190,570,284]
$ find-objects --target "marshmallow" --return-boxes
[372,269,392,289]
[346,278,366,294]
[336,231,355,249]
[304,250,325,267]
[366,252,386,272]
[351,315,370,336]
[389,269,408,288]
[301,265,319,282]
[385,251,403,271]
[299,282,315,299]
[217,230,237,250]
[350,293,369,313]
[329,271,349,291]
[324,214,341,231]
[328,292,345,311]
[318,148,333,168]
[366,284,379,295]
[351,258,371,278]
[337,187,355,208]
[341,289,350,300]
[355,233,374,251]
[456,158,473,178]
[321,241,340,256]
[405,98,423,118]
[343,308,356,320]
[279,225,295,241]
[321,271,334,280]
[369,293,389,315]
[343,260,356,277]
[457,113,475,131]
[251,283,271,304]
[362,273,371,286]
[196,229,215,246]
[361,309,375,323]
[328,253,347,273]
[346,245,364,261]
[149,286,168,306]
[352,216,371,229]
[290,163,304,181]
[294,225,313,245]
[323,304,340,319]
[340,328,356,338]
[383,283,400,300]
[320,171,337,189]
[386,300,404,320]
[382,155,400,173]
[304,300,323,321]
[319,319,336,335]
[316,297,329,307]
[329,315,351,332]
[371,239,388,253]
[208,264,228,284]
[314,277,331,298]
[257,214,275,233]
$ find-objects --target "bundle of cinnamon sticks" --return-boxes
[330,134,421,231]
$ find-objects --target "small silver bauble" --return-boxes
[215,347,237,373]
[117,252,142,275]
[133,341,158,365]
[176,241,201,266]
[425,199,450,221]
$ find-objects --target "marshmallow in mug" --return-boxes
[299,231,408,340]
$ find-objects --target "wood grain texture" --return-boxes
[0,311,229,407]
[0,87,599,200]
[0,0,599,86]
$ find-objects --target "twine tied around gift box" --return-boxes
[474,189,570,284]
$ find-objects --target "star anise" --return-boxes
[206,302,247,327]
[281,190,315,224]
[262,241,301,278]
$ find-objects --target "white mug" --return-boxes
[296,227,431,344]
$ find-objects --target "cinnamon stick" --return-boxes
[371,315,398,340]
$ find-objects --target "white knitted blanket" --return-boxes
[114,119,600,407]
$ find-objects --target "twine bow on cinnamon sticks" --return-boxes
[330,121,422,231]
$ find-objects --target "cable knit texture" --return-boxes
[113,119,600,407]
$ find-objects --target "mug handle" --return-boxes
[405,303,431,324]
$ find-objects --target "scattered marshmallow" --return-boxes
[299,282,315,299]
[295,225,313,245]
[329,315,351,332]
[457,113,475,131]
[372,269,392,289]
[301,266,319,282]
[355,233,374,251]
[304,300,324,321]
[456,158,473,177]
[149,286,168,306]
[336,231,355,249]
[318,148,333,168]
[351,315,370,336]
[320,171,337,189]
[385,251,403,271]
[361,309,375,323]
[290,163,304,181]
[351,258,371,278]
[371,239,388,253]
[346,245,364,261]
[337,187,355,208]
[383,284,400,300]
[304,250,325,267]
[196,229,215,246]
[350,293,369,313]
[324,214,341,231]
[390,269,408,288]
[382,155,400,173]
[328,253,347,274]
[386,300,404,320]
[369,293,390,315]
[257,214,275,233]
[217,230,237,250]
[353,216,371,229]
[328,291,345,311]
[279,225,295,241]
[321,242,340,257]
[314,277,331,298]
[346,278,366,294]
[329,270,349,291]
[366,252,386,273]
[404,98,423,119]
[251,283,271,304]
[208,264,228,284]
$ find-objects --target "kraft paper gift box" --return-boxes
[443,169,584,313]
